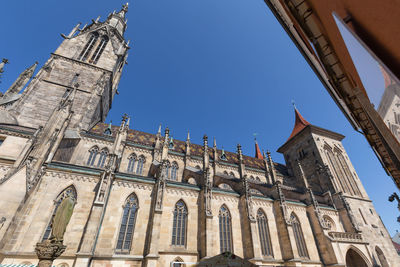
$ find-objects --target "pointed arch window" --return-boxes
[97,148,108,168]
[257,210,273,256]
[90,35,109,64]
[136,156,145,175]
[219,205,233,253]
[163,161,171,178]
[42,186,77,241]
[78,32,99,62]
[171,200,187,246]
[127,154,137,173]
[87,146,99,166]
[170,162,178,181]
[116,194,138,253]
[291,213,309,258]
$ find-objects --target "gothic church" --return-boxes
[0,4,398,267]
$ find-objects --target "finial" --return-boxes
[169,136,174,148]
[122,113,129,122]
[237,144,242,154]
[157,124,162,135]
[213,137,217,148]
[95,16,100,23]
[262,149,266,159]
[165,127,170,136]
[203,134,208,147]
[186,130,190,142]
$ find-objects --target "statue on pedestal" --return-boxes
[35,194,76,267]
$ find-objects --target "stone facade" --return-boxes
[0,4,399,267]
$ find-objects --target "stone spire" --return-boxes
[3,61,37,97]
[185,130,191,156]
[107,3,129,36]
[203,135,209,170]
[157,124,162,136]
[117,3,129,19]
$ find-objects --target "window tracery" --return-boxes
[291,213,309,258]
[219,205,233,253]
[171,200,187,246]
[116,194,138,253]
[90,35,109,64]
[257,209,273,256]
[78,32,99,62]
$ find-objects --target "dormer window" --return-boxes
[169,137,174,149]
[219,148,227,161]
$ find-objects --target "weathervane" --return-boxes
[291,99,296,109]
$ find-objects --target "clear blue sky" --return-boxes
[1,0,399,235]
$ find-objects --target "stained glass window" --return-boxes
[116,194,138,253]
[257,210,273,256]
[219,205,233,253]
[291,213,308,258]
[97,149,108,168]
[171,200,187,246]
[87,146,99,166]
[170,162,178,181]
[127,154,137,173]
[136,156,145,175]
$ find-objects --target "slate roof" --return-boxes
[88,122,288,176]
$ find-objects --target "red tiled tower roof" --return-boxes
[380,65,394,88]
[255,139,263,159]
[287,108,310,141]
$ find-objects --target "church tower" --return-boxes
[2,4,129,131]
[277,107,367,198]
[278,107,396,265]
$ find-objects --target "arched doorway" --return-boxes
[375,246,389,267]
[345,248,369,267]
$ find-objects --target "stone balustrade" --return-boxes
[328,231,364,243]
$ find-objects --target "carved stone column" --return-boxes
[35,240,66,267]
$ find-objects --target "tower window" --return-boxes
[116,194,138,253]
[171,200,187,246]
[78,32,99,62]
[90,35,109,64]
[219,205,233,253]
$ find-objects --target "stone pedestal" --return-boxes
[35,240,66,267]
